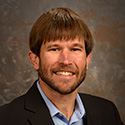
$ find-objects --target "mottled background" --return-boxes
[0,0,124,123]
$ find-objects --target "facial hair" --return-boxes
[38,59,87,95]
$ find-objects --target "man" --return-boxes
[0,7,123,125]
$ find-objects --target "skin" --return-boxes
[29,38,91,121]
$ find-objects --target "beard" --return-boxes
[38,59,87,95]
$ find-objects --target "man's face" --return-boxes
[38,38,91,94]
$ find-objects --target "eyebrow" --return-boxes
[46,44,59,49]
[72,43,84,49]
[46,43,84,49]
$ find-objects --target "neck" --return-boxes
[51,91,77,121]
[39,79,78,121]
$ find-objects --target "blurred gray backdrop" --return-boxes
[0,0,124,123]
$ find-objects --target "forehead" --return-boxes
[43,38,85,47]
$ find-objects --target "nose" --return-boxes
[58,49,71,65]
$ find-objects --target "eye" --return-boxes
[49,48,59,51]
[71,48,81,51]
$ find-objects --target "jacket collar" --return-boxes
[79,93,102,125]
[24,80,54,125]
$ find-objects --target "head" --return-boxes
[29,7,93,57]
[29,7,94,94]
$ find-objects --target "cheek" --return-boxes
[77,59,86,68]
[73,55,87,70]
[42,53,58,68]
[73,53,86,61]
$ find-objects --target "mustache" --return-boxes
[51,65,78,74]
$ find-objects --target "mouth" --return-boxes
[54,71,75,76]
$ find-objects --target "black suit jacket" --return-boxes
[0,80,123,125]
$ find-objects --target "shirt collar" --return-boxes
[37,80,85,119]
[37,81,60,117]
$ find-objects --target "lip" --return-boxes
[55,71,74,75]
[53,71,75,79]
[54,70,75,75]
[53,69,75,73]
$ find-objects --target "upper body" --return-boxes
[0,80,123,125]
[0,7,123,125]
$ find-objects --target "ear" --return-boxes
[86,53,92,69]
[28,51,39,70]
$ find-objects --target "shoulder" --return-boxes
[0,94,25,111]
[0,94,27,116]
[0,95,28,124]
[80,93,123,122]
[79,93,113,104]
[79,93,120,116]
[0,80,43,124]
[79,93,116,110]
[79,93,123,124]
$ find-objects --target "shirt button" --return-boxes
[59,113,63,116]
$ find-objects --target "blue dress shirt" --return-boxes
[37,81,85,125]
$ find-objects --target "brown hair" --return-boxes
[29,7,94,56]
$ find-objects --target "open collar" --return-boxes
[24,80,102,125]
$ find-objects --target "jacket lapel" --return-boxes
[28,106,54,125]
[24,80,54,125]
[80,93,102,125]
